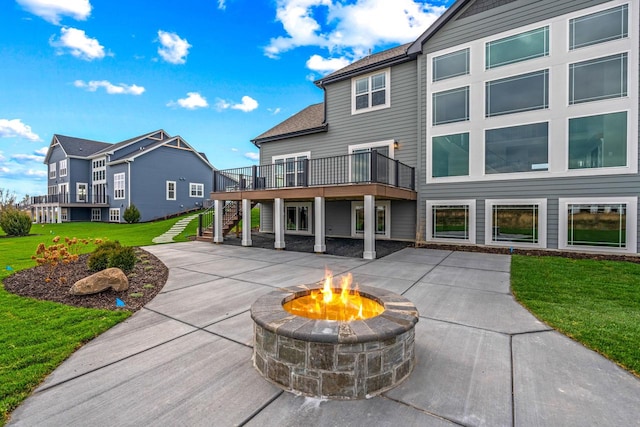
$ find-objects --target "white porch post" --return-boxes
[363,195,376,260]
[274,198,286,250]
[314,196,326,253]
[213,199,224,243]
[242,198,252,247]
[57,206,62,224]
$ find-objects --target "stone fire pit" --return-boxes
[250,282,419,400]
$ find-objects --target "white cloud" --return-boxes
[35,146,49,156]
[231,148,238,152]
[306,54,351,73]
[167,92,208,110]
[50,27,106,60]
[0,151,5,162]
[17,0,91,25]
[231,96,258,112]
[74,80,145,95]
[218,0,226,10]
[265,0,446,70]
[26,169,47,177]
[157,30,191,64]
[268,107,282,115]
[0,119,41,141]
[11,153,45,163]
[244,152,259,161]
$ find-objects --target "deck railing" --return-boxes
[213,151,415,193]
[30,193,110,205]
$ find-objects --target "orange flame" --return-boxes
[283,270,384,321]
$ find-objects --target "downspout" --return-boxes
[127,160,131,208]
[415,52,423,244]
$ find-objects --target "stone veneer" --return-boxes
[250,283,419,400]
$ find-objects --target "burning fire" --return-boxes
[283,270,384,321]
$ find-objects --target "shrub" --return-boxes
[87,241,137,273]
[123,204,141,223]
[108,246,136,272]
[0,208,32,236]
[87,241,121,272]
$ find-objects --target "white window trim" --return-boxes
[76,182,87,203]
[484,199,547,248]
[271,152,310,188]
[60,208,68,221]
[425,0,637,185]
[49,163,56,179]
[189,182,204,198]
[109,208,120,223]
[351,68,391,115]
[166,181,176,200]
[284,202,313,235]
[426,199,476,244]
[113,173,125,200]
[558,196,637,254]
[348,140,395,157]
[59,159,68,177]
[351,200,391,239]
[91,208,101,222]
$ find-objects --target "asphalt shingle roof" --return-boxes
[54,135,111,157]
[252,103,326,144]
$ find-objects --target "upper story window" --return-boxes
[486,69,549,117]
[166,181,176,200]
[569,53,627,105]
[49,163,56,179]
[189,183,204,198]
[92,158,106,182]
[432,86,469,125]
[568,111,627,170]
[113,173,125,200]
[432,133,469,178]
[486,26,549,69]
[59,159,67,177]
[352,69,390,114]
[433,48,469,81]
[569,4,628,50]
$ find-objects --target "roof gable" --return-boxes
[45,134,111,163]
[110,135,215,170]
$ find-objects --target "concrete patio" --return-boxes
[8,241,640,426]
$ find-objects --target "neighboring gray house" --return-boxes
[32,130,215,223]
[210,0,639,258]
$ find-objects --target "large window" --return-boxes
[189,183,204,198]
[433,48,469,81]
[432,133,469,178]
[59,159,67,177]
[486,26,549,69]
[273,152,310,188]
[485,122,548,174]
[352,201,390,239]
[166,181,176,200]
[559,197,637,253]
[432,87,469,125]
[569,5,628,50]
[113,173,125,200]
[569,53,627,105]
[427,200,475,243]
[76,183,87,202]
[352,69,390,114]
[285,202,311,234]
[49,163,56,179]
[485,200,547,248]
[486,70,548,117]
[568,112,627,169]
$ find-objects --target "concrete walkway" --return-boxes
[8,242,640,426]
[151,214,198,244]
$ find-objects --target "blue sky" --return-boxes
[0,0,454,198]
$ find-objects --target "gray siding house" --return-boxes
[32,130,214,223]
[211,0,639,258]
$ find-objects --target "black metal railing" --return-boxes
[30,193,110,205]
[198,204,214,237]
[213,151,415,193]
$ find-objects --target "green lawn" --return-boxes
[511,255,640,376]
[0,213,200,425]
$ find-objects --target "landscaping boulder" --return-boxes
[70,267,129,295]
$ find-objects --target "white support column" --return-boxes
[213,199,224,243]
[242,199,252,247]
[274,198,286,250]
[314,196,326,253]
[363,195,376,260]
[57,207,62,223]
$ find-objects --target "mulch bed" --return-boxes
[3,248,168,312]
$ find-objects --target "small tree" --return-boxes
[0,208,32,236]
[123,204,141,223]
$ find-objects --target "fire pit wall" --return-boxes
[251,284,419,400]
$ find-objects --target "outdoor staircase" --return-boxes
[196,201,255,242]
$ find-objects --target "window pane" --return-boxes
[486,122,548,174]
[371,90,386,107]
[486,27,549,69]
[298,206,308,231]
[569,53,627,104]
[568,112,627,169]
[491,205,539,244]
[486,70,548,117]
[376,205,386,234]
[355,206,364,233]
[570,5,628,50]
[371,73,385,90]
[356,78,368,94]
[567,204,626,248]
[433,48,469,81]
[355,94,369,110]
[433,87,469,125]
[432,205,469,240]
[432,133,469,177]
[286,207,297,230]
